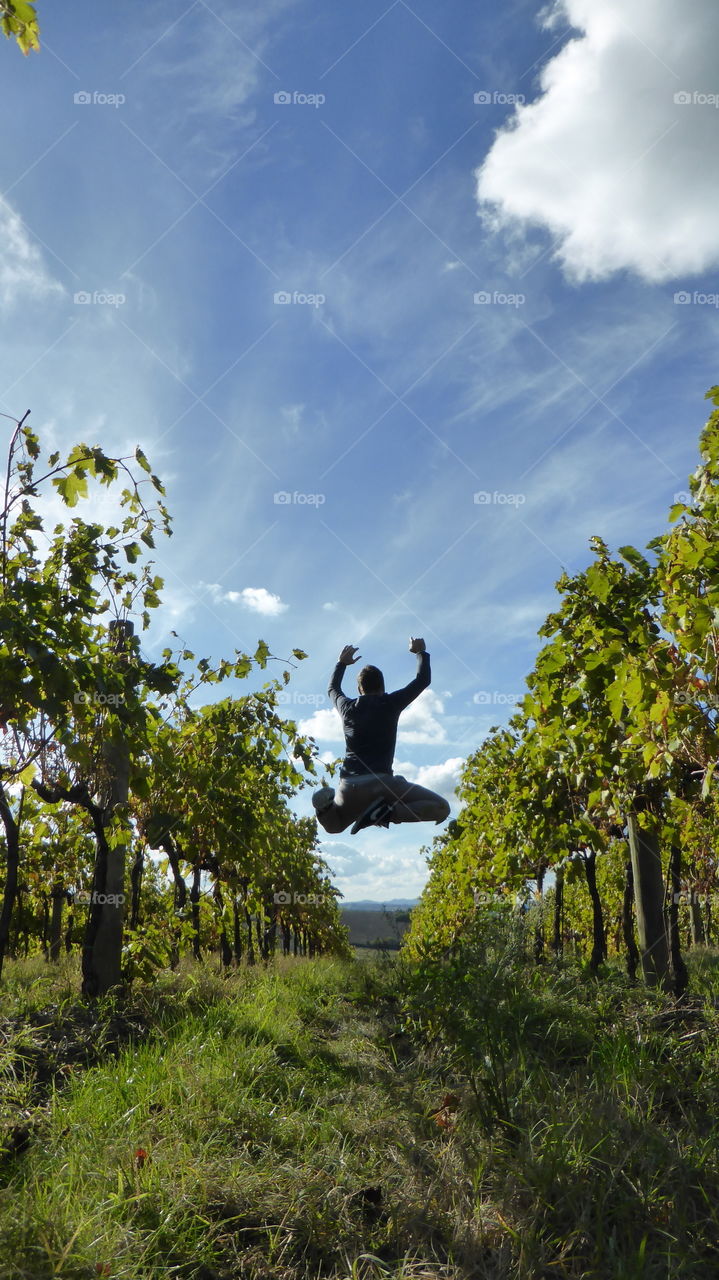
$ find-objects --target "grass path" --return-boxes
[0,958,489,1280]
[5,952,719,1279]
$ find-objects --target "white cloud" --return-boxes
[476,0,719,282]
[394,756,464,801]
[320,842,374,875]
[319,839,431,900]
[0,197,64,309]
[238,586,288,615]
[298,707,343,741]
[397,688,447,744]
[201,582,288,615]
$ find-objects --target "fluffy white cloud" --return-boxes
[238,586,288,615]
[397,688,447,745]
[0,197,64,309]
[201,582,288,615]
[298,707,343,741]
[476,0,719,282]
[319,839,429,900]
[320,842,374,875]
[394,756,464,802]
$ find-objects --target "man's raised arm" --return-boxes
[387,636,431,711]
[328,643,361,711]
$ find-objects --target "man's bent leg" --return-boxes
[380,775,450,825]
[315,776,390,834]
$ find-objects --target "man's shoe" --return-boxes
[351,797,394,835]
[312,785,335,815]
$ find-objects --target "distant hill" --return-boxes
[340,899,419,910]
[339,902,418,948]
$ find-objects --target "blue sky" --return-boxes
[2,0,719,900]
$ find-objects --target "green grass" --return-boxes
[399,927,719,1279]
[0,956,471,1279]
[2,945,719,1277]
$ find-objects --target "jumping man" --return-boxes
[312,636,451,835]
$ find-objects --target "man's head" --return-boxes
[357,664,385,695]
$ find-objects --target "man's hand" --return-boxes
[409,636,426,653]
[339,644,361,665]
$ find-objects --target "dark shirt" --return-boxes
[328,652,431,778]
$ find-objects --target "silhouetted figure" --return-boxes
[312,637,451,835]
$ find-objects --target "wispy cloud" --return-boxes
[0,197,65,309]
[126,0,298,177]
